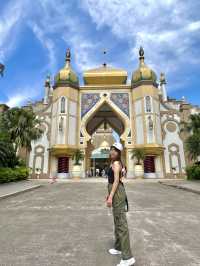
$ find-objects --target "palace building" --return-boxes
[27,47,199,179]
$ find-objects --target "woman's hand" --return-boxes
[106,195,113,207]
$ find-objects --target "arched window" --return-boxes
[145,96,151,112]
[61,97,65,113]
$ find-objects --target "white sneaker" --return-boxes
[116,256,136,266]
[108,248,122,255]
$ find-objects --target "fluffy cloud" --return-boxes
[80,0,200,90]
[1,0,200,107]
[5,84,41,108]
[0,0,28,61]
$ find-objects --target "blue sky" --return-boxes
[0,0,200,107]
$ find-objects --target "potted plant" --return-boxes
[71,150,85,179]
[131,148,145,178]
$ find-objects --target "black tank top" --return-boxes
[107,162,129,212]
[107,161,123,184]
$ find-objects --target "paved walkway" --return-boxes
[159,180,200,194]
[0,180,42,200]
[0,181,199,266]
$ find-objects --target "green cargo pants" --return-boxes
[108,182,133,260]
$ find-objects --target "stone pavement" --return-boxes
[0,180,42,200]
[159,179,200,194]
[0,180,200,266]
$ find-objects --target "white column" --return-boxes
[126,148,135,178]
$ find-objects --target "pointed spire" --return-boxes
[44,75,51,104]
[160,72,166,85]
[0,63,5,77]
[139,46,145,66]
[159,72,167,101]
[65,48,71,67]
[45,75,51,88]
[103,49,107,67]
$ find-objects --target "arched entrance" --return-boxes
[83,102,126,177]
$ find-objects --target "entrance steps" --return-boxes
[29,177,185,183]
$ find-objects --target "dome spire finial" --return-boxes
[139,46,145,66]
[160,72,166,85]
[65,48,71,67]
[103,49,107,67]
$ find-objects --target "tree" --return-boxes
[0,106,44,165]
[0,140,19,168]
[181,114,200,162]
[131,148,145,165]
[186,133,200,162]
[72,150,85,165]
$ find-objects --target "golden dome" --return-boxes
[54,48,79,87]
[131,47,157,87]
[83,64,127,85]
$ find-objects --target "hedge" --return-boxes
[186,164,200,180]
[0,166,29,183]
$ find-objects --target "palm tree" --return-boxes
[0,106,44,165]
[181,114,200,162]
[181,114,200,134]
[0,140,19,168]
[131,148,145,165]
[72,150,85,165]
[186,134,200,161]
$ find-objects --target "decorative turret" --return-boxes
[54,48,79,88]
[131,47,157,88]
[43,75,51,104]
[159,72,167,102]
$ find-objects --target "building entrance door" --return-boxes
[144,156,156,178]
[57,156,69,178]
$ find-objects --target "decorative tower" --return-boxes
[43,75,51,104]
[131,47,164,178]
[160,72,167,102]
[49,48,80,178]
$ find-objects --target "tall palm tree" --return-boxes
[0,140,19,168]
[181,114,200,162]
[181,114,200,135]
[72,150,85,165]
[1,106,44,165]
[131,148,145,165]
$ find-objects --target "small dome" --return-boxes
[131,47,157,87]
[54,49,79,87]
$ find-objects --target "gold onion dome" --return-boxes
[131,47,157,87]
[54,48,79,87]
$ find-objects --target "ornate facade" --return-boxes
[27,47,200,179]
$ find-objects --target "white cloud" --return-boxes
[28,21,56,72]
[5,84,42,108]
[0,0,28,61]
[1,0,200,98]
[80,0,200,90]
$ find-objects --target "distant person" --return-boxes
[102,169,106,177]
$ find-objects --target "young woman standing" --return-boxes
[106,142,135,266]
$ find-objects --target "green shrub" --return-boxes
[0,166,29,183]
[186,164,200,180]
